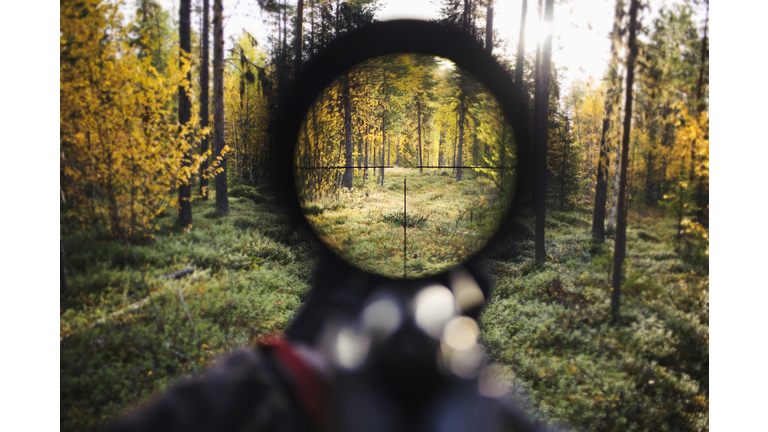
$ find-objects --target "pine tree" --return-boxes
[534,0,554,263]
[213,0,229,215]
[177,0,193,228]
[199,0,210,200]
[514,0,528,87]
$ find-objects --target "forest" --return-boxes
[295,53,517,278]
[59,0,709,431]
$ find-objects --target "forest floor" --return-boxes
[60,184,708,432]
[301,167,508,278]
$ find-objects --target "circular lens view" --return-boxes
[294,53,518,279]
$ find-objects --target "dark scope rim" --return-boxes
[276,19,532,280]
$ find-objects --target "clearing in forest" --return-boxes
[299,167,514,278]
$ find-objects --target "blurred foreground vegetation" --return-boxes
[60,185,318,431]
[60,184,707,431]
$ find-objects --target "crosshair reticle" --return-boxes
[293,53,518,279]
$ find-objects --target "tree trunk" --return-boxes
[380,137,385,187]
[560,120,569,211]
[592,118,610,240]
[358,134,362,171]
[387,135,390,166]
[611,0,640,322]
[282,0,288,60]
[592,1,623,241]
[534,0,554,263]
[418,100,423,173]
[381,72,387,186]
[438,129,445,167]
[364,123,369,183]
[60,238,67,294]
[456,90,466,181]
[294,0,304,74]
[343,72,353,189]
[514,0,528,87]
[213,0,229,215]
[396,137,400,166]
[485,0,494,55]
[531,0,542,214]
[199,0,210,200]
[310,0,315,53]
[607,119,622,232]
[695,1,709,224]
[178,0,193,228]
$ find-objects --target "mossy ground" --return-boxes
[480,208,709,431]
[60,184,319,431]
[61,185,708,431]
[301,167,510,278]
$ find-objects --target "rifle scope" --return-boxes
[278,20,530,280]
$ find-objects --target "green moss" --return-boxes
[480,209,708,431]
[60,187,318,431]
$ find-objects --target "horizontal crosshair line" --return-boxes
[295,166,515,169]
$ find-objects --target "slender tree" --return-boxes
[177,0,193,227]
[534,0,554,263]
[514,0,527,87]
[592,0,624,242]
[381,71,388,185]
[485,0,493,55]
[417,99,423,173]
[612,0,640,321]
[694,0,708,224]
[199,0,210,200]
[607,123,621,231]
[213,0,229,215]
[456,88,466,181]
[61,237,68,294]
[294,0,304,73]
[342,72,354,189]
[531,0,542,212]
[560,115,570,210]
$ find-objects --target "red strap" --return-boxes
[261,338,331,429]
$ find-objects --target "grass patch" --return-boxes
[60,185,318,431]
[299,167,513,278]
[61,181,708,432]
[480,209,709,431]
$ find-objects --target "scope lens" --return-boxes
[294,53,518,279]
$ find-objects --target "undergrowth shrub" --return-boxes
[480,209,708,431]
[60,189,317,431]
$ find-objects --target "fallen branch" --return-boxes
[80,267,197,329]
[159,267,195,280]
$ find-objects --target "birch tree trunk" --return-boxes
[611,0,640,322]
[592,0,624,242]
[607,120,622,232]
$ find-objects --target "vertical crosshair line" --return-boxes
[403,178,407,279]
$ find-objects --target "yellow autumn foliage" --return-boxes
[60,0,210,241]
[666,103,709,181]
